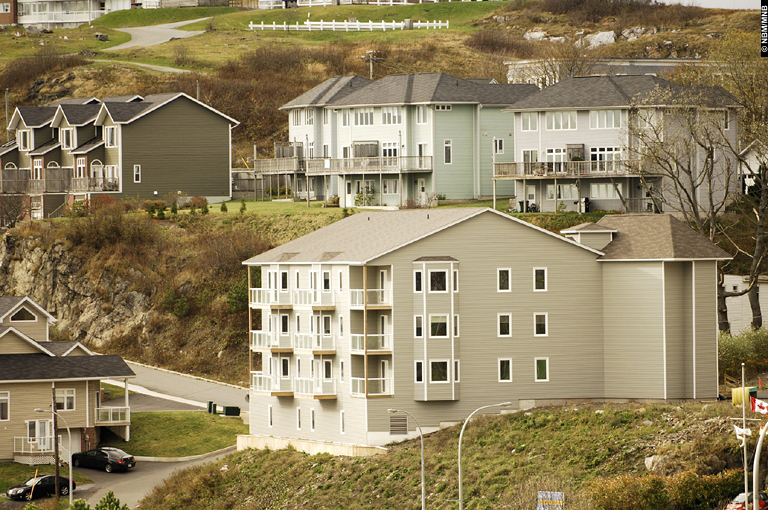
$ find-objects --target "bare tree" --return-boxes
[510,43,598,88]
[0,194,29,228]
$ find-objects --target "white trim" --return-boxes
[534,357,549,382]
[55,388,76,411]
[497,268,511,292]
[310,408,316,432]
[133,164,141,183]
[10,305,38,323]
[454,360,460,382]
[498,358,512,382]
[0,391,9,421]
[0,327,56,357]
[429,359,450,384]
[94,93,240,126]
[533,267,547,292]
[453,269,459,293]
[0,297,56,323]
[414,315,423,338]
[428,314,449,339]
[497,313,512,337]
[428,269,449,293]
[534,312,548,337]
[413,270,423,293]
[62,343,94,356]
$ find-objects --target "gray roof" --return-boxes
[53,97,100,105]
[0,353,135,381]
[28,138,60,156]
[561,222,616,233]
[102,101,154,122]
[0,140,17,156]
[507,75,739,110]
[16,106,56,128]
[280,76,373,110]
[59,104,102,126]
[102,95,144,103]
[596,214,732,261]
[328,73,538,108]
[40,341,80,356]
[0,297,24,319]
[71,137,104,155]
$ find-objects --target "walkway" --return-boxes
[105,17,209,51]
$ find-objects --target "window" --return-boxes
[430,315,448,338]
[280,271,288,290]
[381,107,401,125]
[546,111,577,130]
[444,140,452,165]
[104,126,117,148]
[453,270,459,292]
[0,3,10,12]
[280,315,289,334]
[534,268,547,291]
[499,359,512,382]
[724,110,730,130]
[383,179,398,194]
[306,109,314,126]
[339,315,344,337]
[297,408,301,430]
[324,360,332,379]
[340,360,344,382]
[296,315,301,333]
[546,148,566,172]
[338,271,343,291]
[0,391,8,421]
[10,307,36,322]
[55,389,75,411]
[430,361,449,383]
[416,105,428,124]
[341,109,349,127]
[498,313,511,337]
[453,315,460,337]
[323,316,331,335]
[534,313,548,337]
[590,109,621,129]
[523,149,538,164]
[591,182,623,199]
[354,108,374,126]
[32,159,42,180]
[590,147,621,171]
[61,128,74,149]
[415,316,423,338]
[521,112,538,131]
[292,110,301,126]
[323,109,329,125]
[498,269,511,292]
[415,361,423,383]
[454,360,460,382]
[494,138,504,155]
[340,411,345,434]
[307,142,314,159]
[382,142,398,158]
[75,157,86,179]
[322,271,331,291]
[429,270,447,292]
[323,144,329,158]
[535,357,549,382]
[268,405,273,427]
[310,409,316,431]
[546,184,578,200]
[17,130,31,151]
[435,104,452,111]
[281,358,290,377]
[133,165,141,183]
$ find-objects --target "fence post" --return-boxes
[369,20,373,31]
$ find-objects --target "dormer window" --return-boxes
[61,128,75,150]
[10,306,37,322]
[17,130,31,151]
[104,126,117,148]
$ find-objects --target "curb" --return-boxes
[134,444,237,463]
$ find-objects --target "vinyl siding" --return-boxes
[479,108,515,198]
[0,331,40,354]
[664,261,692,399]
[3,306,48,341]
[694,261,718,398]
[603,261,664,398]
[433,104,474,200]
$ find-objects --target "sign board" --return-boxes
[537,491,565,510]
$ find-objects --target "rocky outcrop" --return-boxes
[0,232,152,348]
[577,31,617,49]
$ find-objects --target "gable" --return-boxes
[10,306,36,323]
[0,329,41,354]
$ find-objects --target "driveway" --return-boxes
[105,18,209,51]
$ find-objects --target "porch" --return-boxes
[294,377,337,399]
[251,372,294,397]
[249,288,336,309]
[493,160,638,180]
[94,406,130,425]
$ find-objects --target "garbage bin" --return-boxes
[223,406,241,417]
[207,401,213,414]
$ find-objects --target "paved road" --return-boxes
[105,18,209,51]
[93,59,193,73]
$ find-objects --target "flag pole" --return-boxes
[744,362,750,510]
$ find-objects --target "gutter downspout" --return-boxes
[363,265,368,398]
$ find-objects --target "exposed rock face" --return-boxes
[0,233,152,348]
[577,31,617,49]
[524,30,549,41]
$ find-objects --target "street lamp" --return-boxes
[35,408,73,506]
[458,402,512,510]
[388,408,425,510]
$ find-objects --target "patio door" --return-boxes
[27,419,52,450]
[417,178,426,204]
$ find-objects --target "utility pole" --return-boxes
[5,88,9,142]
[361,50,383,80]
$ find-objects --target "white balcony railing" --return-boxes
[350,334,392,353]
[305,156,433,175]
[493,160,640,179]
[252,373,294,393]
[18,10,106,24]
[295,333,336,352]
[95,406,130,424]
[294,377,337,397]
[13,435,61,455]
[250,287,335,308]
[351,377,393,396]
[349,288,391,308]
[292,289,335,307]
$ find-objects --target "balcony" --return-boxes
[349,288,391,309]
[351,377,393,397]
[18,10,106,25]
[294,377,337,399]
[252,373,294,396]
[251,330,293,352]
[95,406,130,425]
[350,334,392,354]
[72,177,120,192]
[13,435,61,455]
[493,160,640,180]
[295,333,336,354]
[305,156,433,175]
[252,157,300,175]
[250,287,335,309]
[1,168,30,193]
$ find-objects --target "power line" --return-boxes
[360,50,384,80]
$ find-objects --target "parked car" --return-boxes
[727,492,768,510]
[6,475,75,501]
[72,447,136,473]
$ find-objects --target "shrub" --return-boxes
[63,202,156,253]
[189,196,207,209]
[465,30,539,58]
[227,271,248,313]
[171,202,178,216]
[147,204,156,216]
[161,288,189,319]
[0,46,88,91]
[719,328,768,378]
[157,208,166,220]
[201,203,209,215]
[240,199,246,214]
[220,202,228,213]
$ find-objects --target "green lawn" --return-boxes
[94,6,237,28]
[0,462,92,502]
[98,411,248,457]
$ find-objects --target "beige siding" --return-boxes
[2,305,48,342]
[0,331,40,354]
[694,261,719,398]
[603,262,664,398]
[664,262,692,399]
[577,232,613,251]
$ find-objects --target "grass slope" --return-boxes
[94,6,237,28]
[138,402,747,510]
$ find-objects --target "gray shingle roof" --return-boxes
[28,139,61,156]
[0,297,26,318]
[280,76,373,110]
[53,97,100,105]
[596,214,732,260]
[0,353,135,381]
[561,222,616,233]
[40,341,79,356]
[102,102,155,122]
[507,75,739,110]
[59,104,102,126]
[16,106,57,128]
[0,140,17,156]
[102,95,144,102]
[71,137,104,155]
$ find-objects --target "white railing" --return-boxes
[295,333,336,352]
[294,377,337,397]
[18,10,105,24]
[250,288,273,306]
[13,435,61,454]
[251,330,274,349]
[252,157,299,174]
[95,406,130,424]
[493,160,639,179]
[305,155,433,175]
[350,288,391,308]
[350,334,392,353]
[351,377,393,396]
[252,373,294,393]
[249,19,448,31]
[292,289,335,307]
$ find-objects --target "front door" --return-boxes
[345,181,353,207]
[27,419,51,451]
[417,178,426,204]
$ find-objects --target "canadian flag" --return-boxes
[751,396,768,414]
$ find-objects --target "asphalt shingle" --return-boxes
[0,353,135,381]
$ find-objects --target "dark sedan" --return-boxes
[6,474,75,500]
[72,447,136,473]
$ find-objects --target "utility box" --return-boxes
[223,406,241,417]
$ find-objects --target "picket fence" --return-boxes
[254,0,491,8]
[249,18,449,30]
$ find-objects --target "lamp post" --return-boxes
[388,408,425,510]
[458,402,512,510]
[35,408,72,506]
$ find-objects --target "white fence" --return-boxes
[256,0,493,8]
[249,19,449,31]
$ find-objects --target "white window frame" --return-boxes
[534,268,547,292]
[10,306,37,322]
[281,357,290,378]
[497,268,511,292]
[535,357,550,382]
[18,130,31,151]
[429,314,448,338]
[280,314,289,334]
[454,360,460,382]
[434,104,452,111]
[322,270,331,292]
[32,159,42,180]
[546,111,577,131]
[498,313,512,337]
[322,315,332,335]
[453,315,460,337]
[382,142,398,158]
[0,3,10,13]
[494,138,504,155]
[416,105,428,124]
[323,108,329,125]
[55,388,75,411]
[0,391,9,421]
[296,408,301,430]
[323,360,332,380]
[415,361,424,383]
[381,107,402,125]
[498,358,513,382]
[305,108,314,126]
[104,126,117,148]
[338,315,344,337]
[429,360,449,383]
[133,165,141,183]
[292,110,301,126]
[60,128,75,150]
[521,112,538,131]
[590,182,623,199]
[534,313,548,337]
[338,270,343,291]
[382,179,398,195]
[354,108,374,126]
[340,360,344,382]
[414,270,423,293]
[341,109,349,127]
[546,183,578,201]
[589,109,621,129]
[444,139,452,165]
[414,315,423,338]
[453,269,459,293]
[428,270,448,293]
[724,110,730,130]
